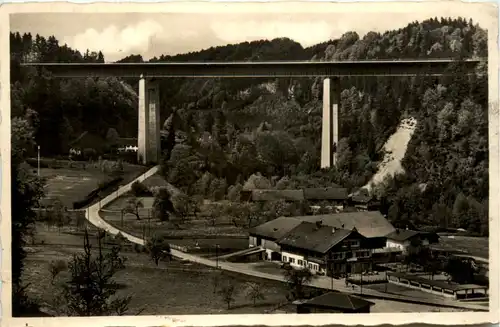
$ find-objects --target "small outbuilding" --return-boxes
[294,292,375,314]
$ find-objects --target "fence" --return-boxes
[170,244,189,253]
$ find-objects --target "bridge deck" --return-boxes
[21,59,483,78]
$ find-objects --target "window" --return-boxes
[308,263,312,269]
[289,257,295,264]
[283,256,287,262]
[298,260,303,266]
[350,240,360,247]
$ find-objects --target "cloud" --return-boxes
[63,20,164,61]
[210,20,334,47]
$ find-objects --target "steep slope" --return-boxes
[362,117,417,193]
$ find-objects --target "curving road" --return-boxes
[84,166,488,312]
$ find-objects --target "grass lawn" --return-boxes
[437,236,489,259]
[39,168,109,208]
[23,225,292,316]
[99,203,249,256]
[37,161,147,208]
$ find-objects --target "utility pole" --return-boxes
[37,145,41,176]
[216,244,219,269]
[148,209,151,237]
[360,270,363,295]
[385,270,388,292]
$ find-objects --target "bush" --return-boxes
[131,181,152,197]
[72,177,124,209]
[134,244,145,253]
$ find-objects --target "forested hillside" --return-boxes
[10,16,489,237]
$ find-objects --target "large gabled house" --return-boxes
[248,211,395,273]
[277,221,379,275]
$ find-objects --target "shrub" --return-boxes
[131,181,152,197]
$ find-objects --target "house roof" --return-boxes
[350,194,375,204]
[248,216,303,240]
[386,229,420,241]
[386,229,440,242]
[117,137,137,146]
[290,211,395,239]
[303,187,348,200]
[277,222,358,254]
[302,292,375,310]
[251,189,305,201]
[69,131,106,150]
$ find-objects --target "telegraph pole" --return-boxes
[37,145,41,176]
[216,244,220,268]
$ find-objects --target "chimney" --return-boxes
[315,220,323,229]
[332,227,336,234]
[341,224,345,229]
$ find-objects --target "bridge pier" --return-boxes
[138,76,161,165]
[321,77,340,169]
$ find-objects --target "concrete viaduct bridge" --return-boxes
[23,59,483,167]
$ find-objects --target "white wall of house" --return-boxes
[281,251,325,273]
[386,239,408,251]
[386,238,430,253]
[262,239,280,252]
[249,236,258,247]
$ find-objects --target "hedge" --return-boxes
[72,176,123,209]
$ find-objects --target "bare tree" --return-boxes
[245,282,265,306]
[48,259,67,284]
[218,280,238,310]
[124,197,144,220]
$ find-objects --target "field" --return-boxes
[39,168,109,207]
[437,235,489,259]
[36,160,147,208]
[100,195,249,256]
[23,224,292,315]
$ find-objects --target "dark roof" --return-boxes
[386,229,421,241]
[252,189,305,201]
[387,229,440,242]
[302,292,374,310]
[69,131,106,150]
[278,222,357,254]
[304,187,348,200]
[248,216,303,240]
[350,194,375,204]
[290,211,395,239]
[117,137,137,146]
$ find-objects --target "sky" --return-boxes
[10,4,493,62]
